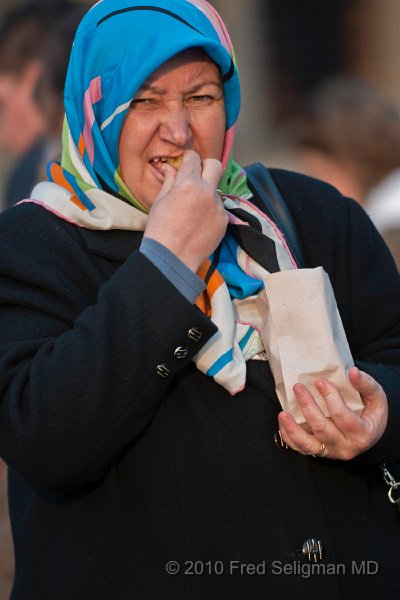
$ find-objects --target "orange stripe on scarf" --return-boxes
[195,259,225,316]
[78,134,86,158]
[49,163,87,212]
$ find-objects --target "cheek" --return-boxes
[118,127,141,183]
[1,94,17,121]
[210,107,227,157]
[216,119,227,153]
[0,99,19,143]
[119,116,156,170]
[192,108,226,159]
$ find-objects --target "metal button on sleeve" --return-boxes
[156,364,171,378]
[174,346,188,359]
[187,327,203,342]
[302,538,324,563]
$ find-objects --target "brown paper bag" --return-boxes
[257,267,363,428]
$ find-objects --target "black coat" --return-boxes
[1,169,400,600]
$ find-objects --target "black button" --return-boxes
[174,346,188,359]
[156,364,170,378]
[188,328,202,342]
[302,538,324,563]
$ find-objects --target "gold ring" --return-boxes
[312,442,327,458]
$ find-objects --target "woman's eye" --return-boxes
[130,98,153,108]
[190,95,211,103]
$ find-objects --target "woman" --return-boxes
[0,1,399,598]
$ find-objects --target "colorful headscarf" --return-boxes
[29,0,296,394]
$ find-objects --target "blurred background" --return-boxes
[1,0,400,597]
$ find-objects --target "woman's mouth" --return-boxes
[150,156,183,171]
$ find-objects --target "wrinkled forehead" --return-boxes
[156,46,219,68]
[140,47,222,90]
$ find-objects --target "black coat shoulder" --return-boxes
[268,167,398,276]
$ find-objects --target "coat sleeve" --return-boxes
[341,197,400,465]
[0,205,217,490]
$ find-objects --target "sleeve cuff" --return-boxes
[139,238,206,304]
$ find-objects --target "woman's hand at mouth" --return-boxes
[143,149,228,272]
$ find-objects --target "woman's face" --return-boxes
[118,48,226,209]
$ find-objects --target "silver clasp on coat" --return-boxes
[380,463,400,505]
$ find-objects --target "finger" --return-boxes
[292,382,352,449]
[314,378,361,435]
[278,411,323,456]
[201,158,223,188]
[157,162,177,196]
[292,383,331,438]
[348,367,388,435]
[348,367,384,406]
[177,150,201,177]
[277,417,301,452]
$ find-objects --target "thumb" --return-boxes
[349,367,383,404]
[157,163,177,198]
[202,158,222,189]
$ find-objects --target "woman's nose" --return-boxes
[158,105,192,147]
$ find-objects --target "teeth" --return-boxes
[151,156,183,170]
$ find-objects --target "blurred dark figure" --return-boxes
[34,4,88,180]
[0,3,88,598]
[0,0,78,211]
[282,76,400,205]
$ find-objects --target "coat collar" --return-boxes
[77,227,143,262]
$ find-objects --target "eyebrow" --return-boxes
[138,81,223,95]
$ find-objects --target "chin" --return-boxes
[139,190,158,210]
[129,180,160,211]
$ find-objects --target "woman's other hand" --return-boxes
[143,150,228,272]
[277,367,389,460]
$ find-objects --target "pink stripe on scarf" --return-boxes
[186,0,233,53]
[240,198,298,269]
[236,320,262,334]
[226,211,249,226]
[83,76,103,164]
[221,124,236,170]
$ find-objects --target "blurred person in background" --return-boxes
[366,168,400,269]
[34,4,89,180]
[0,3,86,599]
[280,77,400,267]
[0,0,78,211]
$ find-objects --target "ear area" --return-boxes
[21,59,44,92]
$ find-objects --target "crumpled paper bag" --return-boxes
[257,267,363,428]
